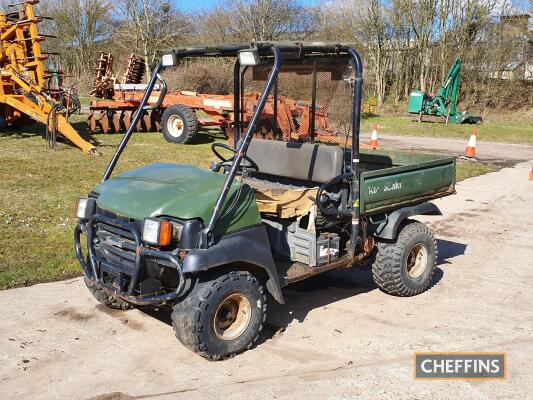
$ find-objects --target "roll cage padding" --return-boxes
[246,139,344,183]
[374,202,442,240]
[182,225,285,304]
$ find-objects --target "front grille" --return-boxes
[95,223,137,269]
[92,208,176,273]
[93,209,141,272]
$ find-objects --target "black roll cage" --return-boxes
[100,41,364,254]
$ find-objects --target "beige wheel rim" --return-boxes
[407,243,428,278]
[167,115,185,137]
[213,293,252,341]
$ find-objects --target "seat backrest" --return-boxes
[245,139,344,183]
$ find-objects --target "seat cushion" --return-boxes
[254,187,317,218]
[246,139,344,183]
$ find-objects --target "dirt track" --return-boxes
[1,161,532,400]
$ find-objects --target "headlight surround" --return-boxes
[76,197,95,220]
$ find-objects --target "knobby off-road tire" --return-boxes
[171,270,266,360]
[161,104,198,144]
[372,220,437,297]
[85,282,134,310]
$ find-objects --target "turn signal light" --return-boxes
[159,221,172,247]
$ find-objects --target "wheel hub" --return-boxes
[167,115,185,137]
[407,243,428,278]
[214,293,252,341]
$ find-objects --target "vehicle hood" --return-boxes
[94,163,261,235]
[95,163,228,221]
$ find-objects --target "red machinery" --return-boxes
[87,52,356,145]
[88,86,334,141]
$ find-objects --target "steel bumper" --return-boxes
[74,214,185,306]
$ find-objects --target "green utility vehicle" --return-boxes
[75,42,456,360]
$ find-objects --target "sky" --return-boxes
[177,0,320,12]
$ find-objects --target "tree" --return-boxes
[409,0,438,92]
[115,0,192,79]
[196,0,316,43]
[39,0,113,76]
[388,0,416,102]
[317,0,391,107]
[364,0,392,106]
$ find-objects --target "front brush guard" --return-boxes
[74,214,185,306]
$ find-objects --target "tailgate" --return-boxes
[359,151,456,214]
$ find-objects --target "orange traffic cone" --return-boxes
[465,128,477,158]
[370,124,379,149]
[529,163,533,181]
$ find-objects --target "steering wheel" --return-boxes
[211,143,259,174]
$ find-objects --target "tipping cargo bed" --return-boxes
[359,149,456,214]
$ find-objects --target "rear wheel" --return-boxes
[171,270,266,360]
[161,104,198,144]
[372,220,437,296]
[85,281,133,310]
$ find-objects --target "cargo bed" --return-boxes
[358,149,456,215]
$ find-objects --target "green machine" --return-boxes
[408,58,482,124]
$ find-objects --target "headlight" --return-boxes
[143,218,173,246]
[76,198,95,220]
[161,52,178,67]
[238,49,260,66]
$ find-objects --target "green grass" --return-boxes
[456,160,498,181]
[78,96,92,107]
[0,123,499,290]
[0,124,224,290]
[362,114,533,144]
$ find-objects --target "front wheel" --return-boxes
[85,281,134,310]
[372,220,437,296]
[171,270,266,360]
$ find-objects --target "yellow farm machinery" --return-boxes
[0,0,96,154]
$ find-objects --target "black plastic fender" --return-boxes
[374,202,442,240]
[182,225,284,304]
